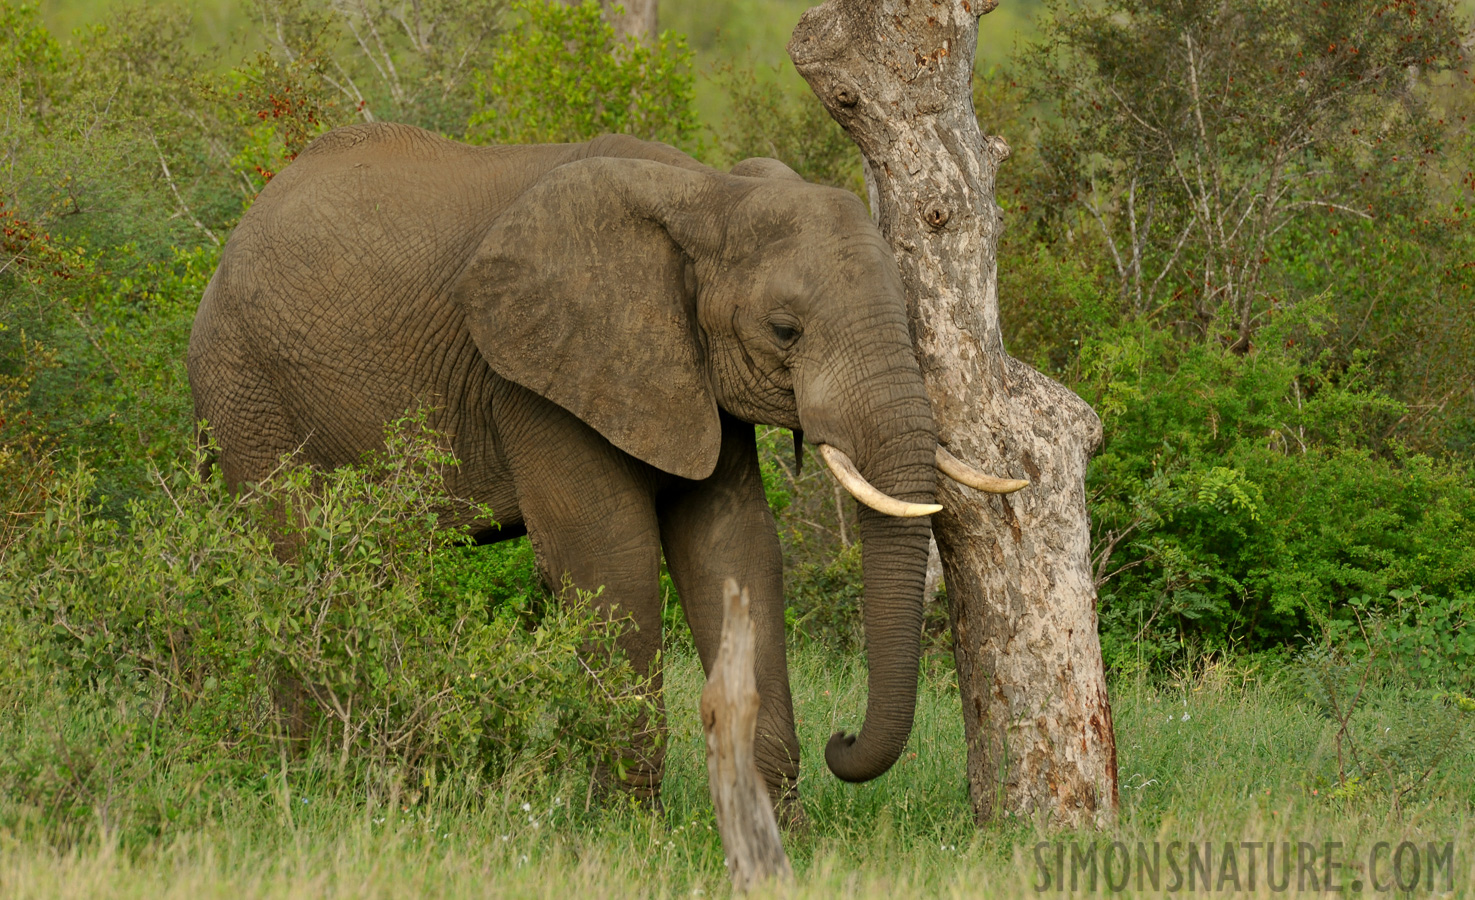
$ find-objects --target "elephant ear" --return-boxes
[450,157,722,481]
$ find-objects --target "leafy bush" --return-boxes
[714,62,863,192]
[979,0,1475,676]
[784,543,865,649]
[249,0,509,134]
[1270,209,1475,455]
[1082,312,1475,678]
[1024,0,1466,347]
[0,417,650,844]
[1327,588,1475,691]
[1297,599,1474,806]
[3,242,215,512]
[467,0,698,148]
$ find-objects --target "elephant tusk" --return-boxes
[936,446,1029,494]
[818,444,943,518]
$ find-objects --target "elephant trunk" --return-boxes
[825,502,933,782]
[798,344,938,784]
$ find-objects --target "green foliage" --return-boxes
[432,538,548,616]
[467,0,698,148]
[4,243,213,509]
[1025,0,1467,345]
[784,543,865,649]
[1083,313,1475,677]
[1298,619,1474,805]
[0,0,61,119]
[1270,209,1475,454]
[221,47,354,187]
[1332,587,1475,690]
[0,5,375,505]
[983,0,1475,677]
[0,417,650,845]
[713,62,863,192]
[0,328,58,558]
[249,0,509,134]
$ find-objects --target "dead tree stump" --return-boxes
[701,578,794,892]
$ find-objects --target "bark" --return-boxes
[701,579,793,892]
[789,0,1119,827]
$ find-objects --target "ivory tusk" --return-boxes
[936,446,1030,494]
[817,444,943,518]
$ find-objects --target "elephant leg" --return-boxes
[658,414,801,814]
[491,379,667,800]
[189,335,305,493]
[190,342,325,744]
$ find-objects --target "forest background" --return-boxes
[2,0,1474,895]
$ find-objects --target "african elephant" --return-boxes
[187,122,1023,805]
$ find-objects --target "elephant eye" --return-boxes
[769,321,800,346]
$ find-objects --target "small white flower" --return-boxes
[521,802,531,811]
[500,834,510,842]
[1180,712,1191,722]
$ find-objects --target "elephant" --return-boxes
[187,122,1024,807]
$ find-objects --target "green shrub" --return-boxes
[1270,209,1475,456]
[466,0,698,148]
[1332,588,1475,691]
[0,1,61,121]
[713,62,863,192]
[4,243,215,512]
[1084,314,1475,680]
[245,0,509,135]
[0,416,651,843]
[784,542,865,649]
[432,537,548,616]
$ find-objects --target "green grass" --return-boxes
[3,646,1471,898]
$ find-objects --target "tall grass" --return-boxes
[3,646,1469,898]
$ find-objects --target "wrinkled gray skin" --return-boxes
[188,123,937,800]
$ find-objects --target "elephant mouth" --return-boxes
[816,443,1028,517]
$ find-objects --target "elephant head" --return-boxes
[451,153,1022,783]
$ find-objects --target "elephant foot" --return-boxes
[592,755,665,808]
[774,785,809,834]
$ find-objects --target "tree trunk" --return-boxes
[789,0,1119,828]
